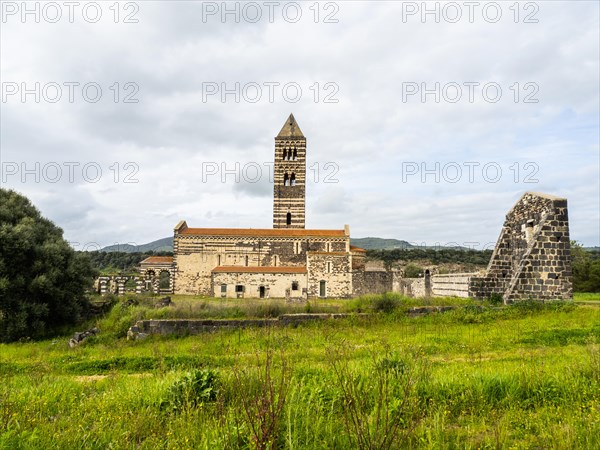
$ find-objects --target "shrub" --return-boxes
[403,263,424,278]
[168,369,219,411]
[489,293,504,306]
[372,293,400,313]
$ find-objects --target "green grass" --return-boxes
[574,292,600,302]
[0,295,599,449]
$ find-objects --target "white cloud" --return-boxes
[1,1,598,248]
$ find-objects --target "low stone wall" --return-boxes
[431,273,478,298]
[127,313,360,339]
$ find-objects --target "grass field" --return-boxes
[1,294,599,449]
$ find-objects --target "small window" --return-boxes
[283,149,287,160]
[292,281,299,291]
[284,173,289,186]
[235,285,244,293]
[327,262,332,273]
[286,213,292,225]
[273,255,278,266]
[319,280,326,297]
[220,284,227,293]
[290,173,296,186]
[245,255,249,266]
[293,148,297,160]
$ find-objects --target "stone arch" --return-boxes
[158,270,171,293]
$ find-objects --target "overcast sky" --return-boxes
[1,1,598,250]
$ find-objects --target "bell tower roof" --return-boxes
[276,113,304,138]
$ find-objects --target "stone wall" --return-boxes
[211,271,307,299]
[397,278,426,298]
[127,314,359,339]
[307,252,353,298]
[431,273,476,298]
[470,192,572,302]
[352,270,394,296]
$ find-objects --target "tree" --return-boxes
[0,189,96,342]
[571,241,600,293]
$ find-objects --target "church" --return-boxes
[165,114,368,299]
[137,114,572,302]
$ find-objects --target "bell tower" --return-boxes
[273,114,306,228]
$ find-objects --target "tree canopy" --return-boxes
[0,189,96,342]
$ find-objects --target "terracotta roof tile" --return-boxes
[350,245,367,253]
[140,256,173,264]
[179,228,346,238]
[212,266,307,274]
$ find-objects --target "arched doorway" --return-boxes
[159,270,171,293]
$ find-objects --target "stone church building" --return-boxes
[167,114,368,299]
[139,114,572,302]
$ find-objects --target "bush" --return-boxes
[372,293,400,313]
[168,369,219,411]
[488,293,504,306]
[403,263,424,278]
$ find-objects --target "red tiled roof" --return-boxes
[212,266,307,274]
[350,245,367,253]
[179,228,346,238]
[140,256,173,264]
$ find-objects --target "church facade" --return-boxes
[170,114,367,299]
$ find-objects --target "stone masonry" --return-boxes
[469,192,572,302]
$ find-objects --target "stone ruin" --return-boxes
[469,191,572,302]
[406,192,572,303]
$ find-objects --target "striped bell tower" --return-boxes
[273,114,306,228]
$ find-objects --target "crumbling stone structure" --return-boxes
[469,192,572,302]
[139,256,175,294]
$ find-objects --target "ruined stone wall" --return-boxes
[212,272,307,299]
[352,270,394,296]
[397,278,426,298]
[307,252,352,298]
[470,192,572,302]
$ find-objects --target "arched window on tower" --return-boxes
[290,173,296,186]
[282,149,287,160]
[286,148,291,160]
[283,173,289,186]
[293,148,297,160]
[286,212,292,225]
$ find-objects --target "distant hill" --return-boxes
[99,236,599,254]
[101,237,173,253]
[350,237,415,250]
[100,236,461,253]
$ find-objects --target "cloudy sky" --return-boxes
[1,1,598,250]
